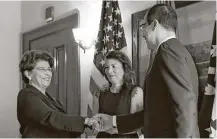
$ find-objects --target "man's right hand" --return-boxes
[84,117,102,128]
[94,113,113,131]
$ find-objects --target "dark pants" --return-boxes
[97,132,138,138]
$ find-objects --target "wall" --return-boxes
[21,0,156,116]
[176,1,216,110]
[176,1,216,45]
[0,1,21,137]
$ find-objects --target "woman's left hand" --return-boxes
[84,126,98,136]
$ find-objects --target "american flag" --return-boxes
[87,0,127,116]
[199,21,216,138]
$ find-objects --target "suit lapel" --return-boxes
[143,50,158,94]
[45,92,65,113]
[26,85,65,113]
[144,52,157,80]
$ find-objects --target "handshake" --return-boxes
[84,113,116,134]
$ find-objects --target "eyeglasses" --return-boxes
[35,67,53,73]
[140,20,153,30]
[140,22,148,30]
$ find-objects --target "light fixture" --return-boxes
[72,28,97,53]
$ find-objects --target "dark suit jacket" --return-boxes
[17,85,85,138]
[116,38,200,138]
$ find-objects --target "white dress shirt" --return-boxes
[155,36,176,53]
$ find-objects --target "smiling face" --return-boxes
[104,58,124,85]
[25,60,53,90]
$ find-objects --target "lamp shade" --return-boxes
[72,28,97,50]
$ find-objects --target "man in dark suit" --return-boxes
[95,4,200,138]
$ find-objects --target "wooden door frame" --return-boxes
[22,11,81,115]
[132,9,149,85]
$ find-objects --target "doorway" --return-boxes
[22,13,80,115]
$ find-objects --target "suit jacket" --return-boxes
[116,38,200,138]
[17,84,85,138]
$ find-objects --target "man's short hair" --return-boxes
[147,4,177,32]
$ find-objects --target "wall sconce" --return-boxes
[72,28,97,53]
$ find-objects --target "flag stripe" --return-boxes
[90,63,108,88]
[89,77,100,96]
[87,91,93,108]
[199,21,216,137]
[208,67,216,74]
[205,84,215,95]
[87,105,92,117]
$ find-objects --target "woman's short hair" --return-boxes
[103,50,136,94]
[19,50,54,84]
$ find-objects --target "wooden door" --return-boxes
[132,9,150,88]
[22,13,80,115]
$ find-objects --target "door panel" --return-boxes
[55,46,67,110]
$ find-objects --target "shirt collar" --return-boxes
[155,36,176,52]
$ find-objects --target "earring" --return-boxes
[152,20,157,31]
